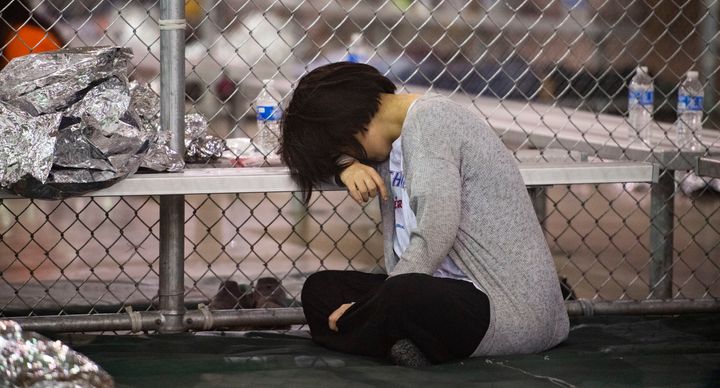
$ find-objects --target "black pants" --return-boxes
[301,270,490,363]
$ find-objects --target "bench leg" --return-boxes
[291,192,311,239]
[649,169,674,299]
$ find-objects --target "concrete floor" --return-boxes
[1,181,719,314]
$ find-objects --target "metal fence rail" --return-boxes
[1,0,719,332]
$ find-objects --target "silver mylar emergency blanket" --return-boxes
[0,320,114,387]
[130,81,185,172]
[132,85,225,171]
[133,87,224,169]
[183,113,226,163]
[0,47,149,198]
[0,46,224,198]
[0,46,131,116]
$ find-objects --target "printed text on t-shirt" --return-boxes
[391,171,406,188]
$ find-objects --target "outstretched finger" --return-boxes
[368,168,388,201]
[365,178,378,198]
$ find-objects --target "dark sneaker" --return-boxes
[389,339,431,368]
[253,277,291,330]
[253,277,288,308]
[209,280,254,310]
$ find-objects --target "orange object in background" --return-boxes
[1,24,61,66]
[3,24,61,57]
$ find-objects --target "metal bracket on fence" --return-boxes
[124,306,143,333]
[159,18,186,30]
[197,303,214,330]
[577,299,594,317]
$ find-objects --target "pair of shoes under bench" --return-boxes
[209,278,288,310]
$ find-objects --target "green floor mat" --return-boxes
[54,314,720,387]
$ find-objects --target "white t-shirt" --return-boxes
[389,134,478,288]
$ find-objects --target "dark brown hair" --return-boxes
[279,62,396,204]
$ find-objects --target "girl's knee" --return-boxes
[381,273,430,299]
[385,273,430,287]
[301,271,337,302]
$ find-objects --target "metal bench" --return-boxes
[5,161,660,333]
[0,162,658,198]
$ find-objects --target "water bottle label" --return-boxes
[257,105,280,121]
[629,90,653,105]
[678,95,703,111]
[346,53,364,63]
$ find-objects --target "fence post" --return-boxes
[158,0,186,333]
[701,0,719,109]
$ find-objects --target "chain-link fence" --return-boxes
[1,0,719,330]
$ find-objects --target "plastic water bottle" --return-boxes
[255,79,282,155]
[346,33,371,63]
[675,70,704,150]
[628,66,654,144]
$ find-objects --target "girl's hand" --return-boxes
[328,302,354,331]
[339,161,388,204]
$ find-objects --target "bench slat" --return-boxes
[519,162,657,186]
[697,157,720,179]
[0,162,658,199]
